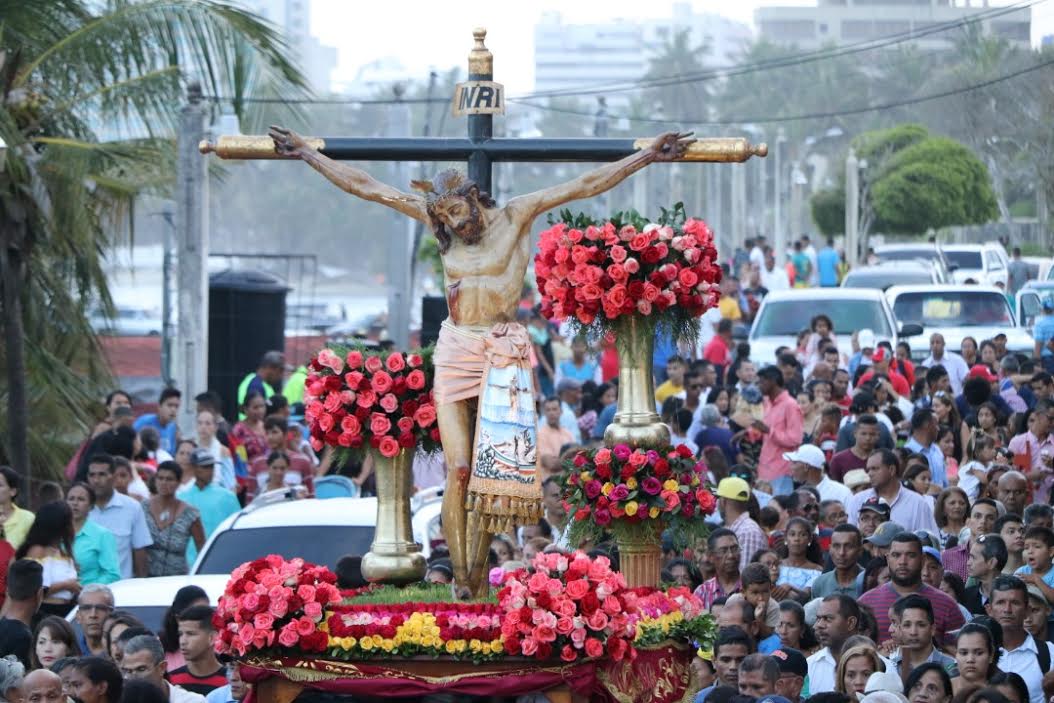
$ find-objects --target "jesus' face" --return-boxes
[432,194,484,245]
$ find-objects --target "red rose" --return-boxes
[398,433,415,448]
[406,369,426,390]
[641,246,662,264]
[679,268,699,287]
[346,350,363,369]
[370,371,393,394]
[364,356,383,374]
[584,637,604,659]
[397,417,414,434]
[414,404,437,428]
[369,413,391,436]
[407,354,423,368]
[386,352,406,372]
[561,644,577,662]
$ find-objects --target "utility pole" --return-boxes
[773,128,786,265]
[593,97,609,215]
[410,70,439,290]
[387,84,412,349]
[175,83,209,434]
[845,148,860,267]
[731,163,746,252]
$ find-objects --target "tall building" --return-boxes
[533,3,753,100]
[756,0,1031,50]
[238,0,337,92]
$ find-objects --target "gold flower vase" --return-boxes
[360,447,427,586]
[615,524,664,589]
[603,315,671,450]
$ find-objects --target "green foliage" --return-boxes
[546,202,688,231]
[0,0,307,478]
[342,583,496,606]
[810,187,846,237]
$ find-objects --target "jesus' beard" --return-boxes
[451,200,484,245]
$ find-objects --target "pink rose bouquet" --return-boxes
[305,346,441,460]
[214,555,342,657]
[497,551,638,663]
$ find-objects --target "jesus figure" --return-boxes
[269,125,693,596]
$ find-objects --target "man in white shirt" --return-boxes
[120,634,206,703]
[989,575,1054,703]
[922,333,970,396]
[846,449,939,534]
[784,444,853,506]
[807,595,861,694]
[760,249,790,292]
[802,235,819,287]
[750,236,767,270]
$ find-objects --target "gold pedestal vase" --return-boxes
[615,524,664,589]
[603,314,671,450]
[360,448,427,585]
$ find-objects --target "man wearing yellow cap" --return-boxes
[718,477,767,572]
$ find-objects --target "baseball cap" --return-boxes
[968,364,998,383]
[844,469,871,491]
[865,670,905,695]
[770,647,807,678]
[716,477,751,502]
[858,329,876,350]
[783,444,825,469]
[859,497,892,519]
[871,347,888,364]
[865,521,905,547]
[922,546,942,564]
[189,448,215,466]
[555,378,581,394]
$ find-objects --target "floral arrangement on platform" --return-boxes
[497,550,637,663]
[215,554,715,664]
[632,587,715,650]
[562,444,717,547]
[305,346,441,460]
[214,555,342,656]
[534,204,721,337]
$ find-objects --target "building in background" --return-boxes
[756,0,1031,50]
[533,3,752,104]
[238,0,337,92]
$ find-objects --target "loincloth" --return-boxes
[434,320,542,533]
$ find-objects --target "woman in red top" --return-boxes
[230,391,269,463]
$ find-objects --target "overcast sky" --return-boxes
[312,0,1054,95]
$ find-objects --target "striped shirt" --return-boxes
[694,577,741,610]
[858,583,965,646]
[167,666,227,696]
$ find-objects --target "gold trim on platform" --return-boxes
[245,656,581,686]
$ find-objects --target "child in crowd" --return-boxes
[959,431,996,501]
[1016,525,1054,602]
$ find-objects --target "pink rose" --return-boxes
[533,625,557,643]
[370,371,393,394]
[378,436,401,458]
[570,627,587,647]
[397,417,415,434]
[379,393,398,413]
[343,371,364,389]
[316,349,343,374]
[636,299,653,315]
[642,283,661,302]
[386,352,406,372]
[609,245,627,263]
[629,233,650,252]
[355,389,376,408]
[303,602,323,620]
[564,579,590,601]
[295,616,316,637]
[277,623,299,648]
[369,413,391,436]
[237,624,256,648]
[317,413,335,433]
[296,584,316,602]
[253,613,274,631]
[345,350,363,369]
[593,448,612,465]
[414,404,437,428]
[556,616,575,635]
[561,644,577,662]
[520,637,539,656]
[679,268,699,287]
[606,263,628,283]
[406,369,426,390]
[528,571,551,594]
[364,356,383,374]
[628,451,648,468]
[340,415,361,436]
[623,258,640,274]
[241,593,261,612]
[586,610,609,631]
[407,354,423,368]
[585,637,604,658]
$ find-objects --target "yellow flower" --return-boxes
[380,639,395,652]
[421,635,436,648]
[691,476,700,486]
[649,506,660,519]
[360,638,373,651]
[601,482,614,496]
[492,638,503,651]
[580,471,592,482]
[663,479,679,492]
[445,640,460,655]
[626,477,638,490]
[342,637,356,650]
[625,501,639,516]
[371,635,384,648]
[319,622,329,633]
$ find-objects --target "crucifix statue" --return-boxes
[201,28,765,597]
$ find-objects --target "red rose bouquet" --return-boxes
[534,204,721,336]
[305,346,441,459]
[214,555,342,657]
[498,550,639,663]
[562,444,716,547]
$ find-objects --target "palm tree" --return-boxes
[643,29,710,126]
[0,1,307,489]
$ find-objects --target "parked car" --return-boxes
[66,575,229,632]
[89,305,163,336]
[749,288,921,366]
[1016,280,1054,330]
[874,244,953,281]
[941,243,1010,286]
[191,495,434,576]
[840,261,945,290]
[885,284,1032,361]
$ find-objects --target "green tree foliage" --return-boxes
[810,124,997,238]
[0,0,305,483]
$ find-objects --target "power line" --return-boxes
[508,56,1054,126]
[204,0,1043,108]
[522,0,1042,99]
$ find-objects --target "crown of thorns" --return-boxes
[411,169,476,206]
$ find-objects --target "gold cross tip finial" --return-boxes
[469,27,492,76]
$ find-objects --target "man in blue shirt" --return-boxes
[87,455,152,578]
[904,408,946,488]
[178,449,241,565]
[817,238,840,287]
[133,387,181,455]
[1034,298,1054,374]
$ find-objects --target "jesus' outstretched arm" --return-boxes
[268,125,428,223]
[507,131,695,223]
